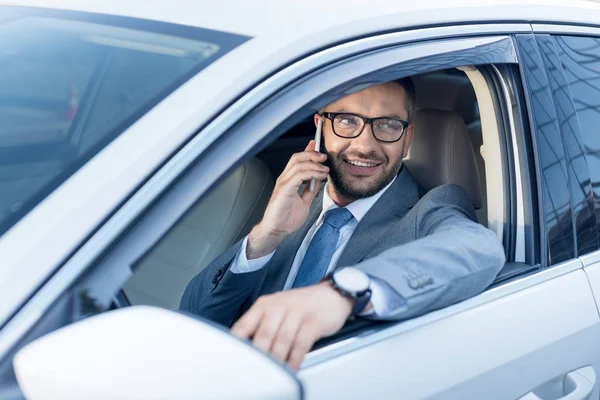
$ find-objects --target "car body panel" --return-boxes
[300,266,600,399]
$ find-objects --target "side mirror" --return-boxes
[13,306,302,400]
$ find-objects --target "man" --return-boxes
[180,78,505,370]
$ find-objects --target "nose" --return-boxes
[350,122,380,153]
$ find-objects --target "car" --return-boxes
[2,0,600,398]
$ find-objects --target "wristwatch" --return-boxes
[327,268,372,317]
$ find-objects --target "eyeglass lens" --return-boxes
[332,113,404,142]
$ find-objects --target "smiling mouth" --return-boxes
[345,160,382,168]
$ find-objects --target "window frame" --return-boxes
[82,34,521,307]
[78,35,523,359]
[495,63,541,268]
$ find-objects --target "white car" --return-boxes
[2,0,600,399]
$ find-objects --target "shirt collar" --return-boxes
[320,175,398,223]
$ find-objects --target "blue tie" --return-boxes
[292,207,354,288]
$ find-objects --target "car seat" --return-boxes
[404,108,482,210]
[124,158,274,309]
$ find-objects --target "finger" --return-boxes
[301,178,322,203]
[277,168,327,189]
[231,305,265,339]
[252,307,286,354]
[277,168,328,191]
[270,313,303,363]
[281,151,327,174]
[282,152,327,175]
[279,161,328,183]
[287,323,319,370]
[305,140,316,152]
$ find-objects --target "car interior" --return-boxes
[122,67,508,313]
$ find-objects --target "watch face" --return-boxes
[334,268,370,294]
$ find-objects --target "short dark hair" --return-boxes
[395,77,417,123]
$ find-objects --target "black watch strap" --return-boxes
[350,289,372,316]
[327,274,372,317]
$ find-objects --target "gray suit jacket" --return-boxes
[180,168,506,327]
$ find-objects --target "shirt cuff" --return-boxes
[359,275,407,319]
[229,235,275,274]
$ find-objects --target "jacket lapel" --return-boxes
[335,167,421,269]
[260,189,324,294]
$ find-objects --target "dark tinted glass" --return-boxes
[556,35,600,253]
[538,35,598,256]
[516,34,574,266]
[0,7,247,236]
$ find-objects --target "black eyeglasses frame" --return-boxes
[320,112,409,143]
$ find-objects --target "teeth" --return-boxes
[347,160,377,167]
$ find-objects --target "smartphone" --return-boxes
[310,117,323,191]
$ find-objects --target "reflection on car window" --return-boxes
[556,35,600,245]
[518,35,573,265]
[0,7,247,236]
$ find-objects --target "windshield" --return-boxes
[0,6,247,236]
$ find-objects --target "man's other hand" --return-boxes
[230,282,353,370]
[246,140,328,259]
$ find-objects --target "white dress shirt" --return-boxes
[230,177,407,318]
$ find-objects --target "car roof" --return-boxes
[4,0,600,37]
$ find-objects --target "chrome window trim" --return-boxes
[491,65,526,263]
[532,24,600,36]
[303,258,583,368]
[0,23,529,362]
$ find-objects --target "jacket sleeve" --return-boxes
[179,238,270,327]
[352,184,506,321]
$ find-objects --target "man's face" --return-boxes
[317,82,413,202]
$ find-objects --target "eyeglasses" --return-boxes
[320,112,409,143]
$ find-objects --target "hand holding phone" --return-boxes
[245,129,328,259]
[310,117,323,192]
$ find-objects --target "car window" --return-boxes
[516,34,574,265]
[122,66,506,309]
[0,6,247,236]
[536,35,598,257]
[555,35,600,253]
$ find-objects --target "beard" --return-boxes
[322,140,402,201]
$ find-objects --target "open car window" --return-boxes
[122,66,510,311]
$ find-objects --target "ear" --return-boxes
[402,124,414,159]
[314,113,321,127]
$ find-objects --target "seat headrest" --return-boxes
[404,108,482,208]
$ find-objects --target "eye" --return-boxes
[377,119,403,131]
[336,115,360,126]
